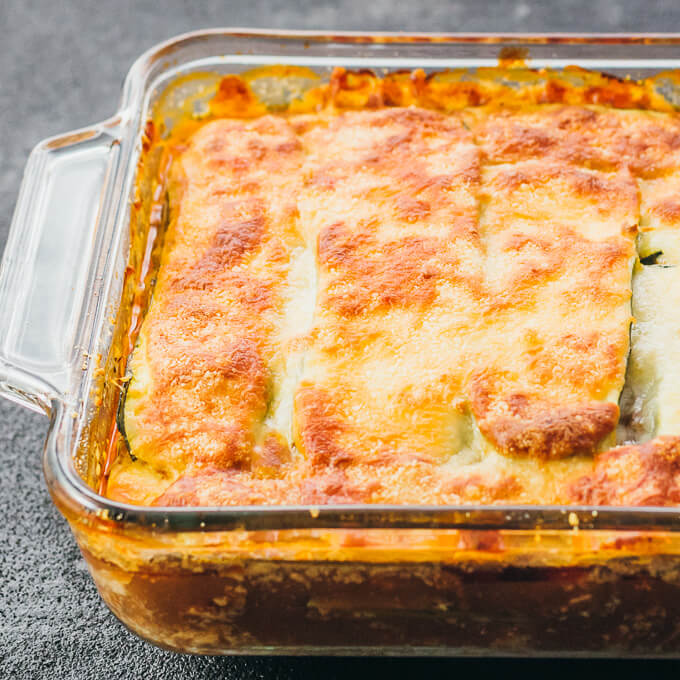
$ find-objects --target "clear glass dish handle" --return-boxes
[0,123,121,414]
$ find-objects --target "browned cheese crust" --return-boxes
[569,437,680,506]
[107,70,680,507]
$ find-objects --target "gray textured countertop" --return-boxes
[3,1,680,677]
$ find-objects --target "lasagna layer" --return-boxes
[108,72,680,507]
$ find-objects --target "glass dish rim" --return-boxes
[43,28,680,535]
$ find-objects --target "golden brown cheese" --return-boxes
[116,115,310,504]
[468,104,680,176]
[569,437,680,506]
[109,70,680,508]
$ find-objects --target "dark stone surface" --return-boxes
[3,1,680,677]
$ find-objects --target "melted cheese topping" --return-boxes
[108,74,680,507]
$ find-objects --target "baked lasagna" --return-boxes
[106,68,680,507]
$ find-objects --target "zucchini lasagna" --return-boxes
[107,68,680,507]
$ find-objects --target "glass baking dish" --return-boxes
[5,29,680,656]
